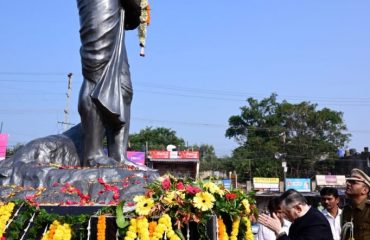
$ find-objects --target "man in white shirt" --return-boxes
[320,187,342,240]
[257,196,291,240]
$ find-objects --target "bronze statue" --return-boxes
[76,0,141,167]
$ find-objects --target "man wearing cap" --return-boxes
[342,168,370,240]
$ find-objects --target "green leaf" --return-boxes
[116,201,128,229]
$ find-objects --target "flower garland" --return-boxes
[97,215,106,240]
[217,216,228,240]
[124,218,137,240]
[123,214,180,240]
[242,217,254,240]
[217,216,245,240]
[148,221,157,238]
[138,0,150,56]
[230,216,240,240]
[0,202,15,237]
[41,220,72,240]
[137,217,150,240]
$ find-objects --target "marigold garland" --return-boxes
[123,214,180,240]
[230,216,240,240]
[242,217,254,240]
[124,218,137,240]
[97,215,106,240]
[137,217,150,240]
[148,221,157,238]
[0,202,15,237]
[41,220,72,240]
[217,217,228,240]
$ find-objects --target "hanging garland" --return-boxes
[138,0,150,56]
[41,220,72,240]
[0,202,15,237]
[242,217,254,240]
[217,216,228,240]
[97,215,106,240]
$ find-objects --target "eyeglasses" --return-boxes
[346,179,365,185]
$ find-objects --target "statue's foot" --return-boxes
[89,156,119,167]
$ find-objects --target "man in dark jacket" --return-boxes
[258,189,333,240]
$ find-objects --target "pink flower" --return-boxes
[98,178,105,184]
[161,178,171,190]
[127,202,135,207]
[185,185,201,195]
[176,182,185,190]
[52,182,59,187]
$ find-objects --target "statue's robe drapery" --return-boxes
[77,0,132,127]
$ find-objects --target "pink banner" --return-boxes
[0,134,8,160]
[127,151,145,165]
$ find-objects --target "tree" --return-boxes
[5,143,24,158]
[129,127,186,151]
[189,144,219,171]
[225,93,350,180]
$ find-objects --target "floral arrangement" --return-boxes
[0,175,257,240]
[118,175,257,240]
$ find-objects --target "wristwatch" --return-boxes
[276,230,287,239]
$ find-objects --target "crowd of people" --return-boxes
[256,168,370,240]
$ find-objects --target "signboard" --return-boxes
[222,179,232,190]
[253,177,280,191]
[285,178,311,192]
[178,151,199,159]
[149,150,199,160]
[148,150,170,159]
[0,134,8,160]
[127,151,145,165]
[316,175,346,187]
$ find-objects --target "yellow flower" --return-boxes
[135,197,154,216]
[242,199,251,215]
[230,216,240,240]
[162,191,176,205]
[243,217,254,240]
[193,192,215,211]
[203,182,224,196]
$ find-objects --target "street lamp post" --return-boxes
[282,160,287,191]
[275,152,287,192]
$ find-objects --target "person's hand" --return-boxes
[258,212,282,234]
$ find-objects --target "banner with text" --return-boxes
[285,178,311,192]
[253,177,280,191]
[316,175,346,187]
[127,151,145,165]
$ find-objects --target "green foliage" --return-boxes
[5,143,24,158]
[129,126,186,151]
[5,200,89,240]
[225,93,351,180]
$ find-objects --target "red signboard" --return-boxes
[148,150,199,159]
[179,151,199,159]
[148,150,170,159]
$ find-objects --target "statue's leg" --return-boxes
[78,79,106,167]
[107,87,132,162]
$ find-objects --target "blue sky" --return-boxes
[1,1,370,156]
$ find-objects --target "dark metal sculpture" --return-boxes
[76,0,141,167]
